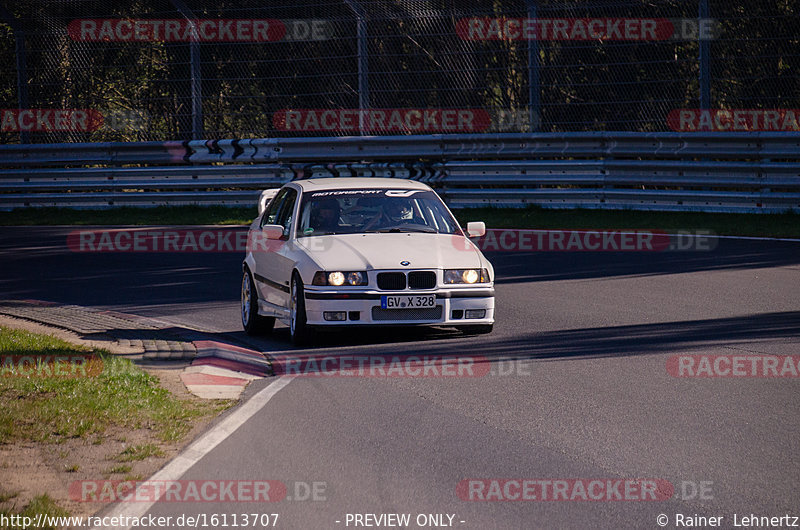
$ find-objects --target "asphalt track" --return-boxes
[1,226,799,529]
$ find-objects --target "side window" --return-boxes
[275,189,298,237]
[261,188,289,227]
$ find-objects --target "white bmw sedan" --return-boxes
[241,177,495,345]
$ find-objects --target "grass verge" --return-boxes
[0,494,69,530]
[115,444,165,462]
[455,206,800,239]
[0,325,233,526]
[0,205,797,238]
[0,326,230,444]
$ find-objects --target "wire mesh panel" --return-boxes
[710,2,799,111]
[0,0,797,142]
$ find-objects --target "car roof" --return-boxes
[291,177,431,192]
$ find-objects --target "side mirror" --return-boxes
[262,224,284,240]
[466,221,486,238]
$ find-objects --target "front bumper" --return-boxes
[303,287,495,327]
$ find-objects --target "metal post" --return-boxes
[170,0,203,139]
[698,0,711,110]
[0,4,30,143]
[526,0,540,132]
[344,0,369,135]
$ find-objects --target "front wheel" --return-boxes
[289,273,314,346]
[242,269,275,335]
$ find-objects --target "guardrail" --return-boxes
[1,133,799,212]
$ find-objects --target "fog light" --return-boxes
[346,272,365,285]
[323,311,347,321]
[465,309,485,319]
[452,310,464,319]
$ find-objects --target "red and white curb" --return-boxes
[180,365,262,399]
[181,340,272,399]
[0,299,273,400]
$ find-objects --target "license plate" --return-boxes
[381,295,436,309]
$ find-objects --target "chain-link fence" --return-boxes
[1,0,797,142]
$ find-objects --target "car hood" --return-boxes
[295,232,484,271]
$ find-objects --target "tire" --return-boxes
[241,269,275,335]
[458,324,493,335]
[289,272,314,346]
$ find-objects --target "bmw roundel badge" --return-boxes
[400,261,411,266]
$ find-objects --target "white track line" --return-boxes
[92,376,294,530]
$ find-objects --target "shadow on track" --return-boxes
[253,311,800,376]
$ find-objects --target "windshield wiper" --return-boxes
[363,227,438,234]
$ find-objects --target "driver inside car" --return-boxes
[364,198,414,230]
[309,198,341,234]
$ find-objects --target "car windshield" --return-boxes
[297,188,461,237]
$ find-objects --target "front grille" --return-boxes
[377,272,406,290]
[372,306,443,321]
[408,271,436,289]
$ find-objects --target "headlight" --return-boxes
[444,269,489,284]
[462,269,479,283]
[312,271,368,286]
